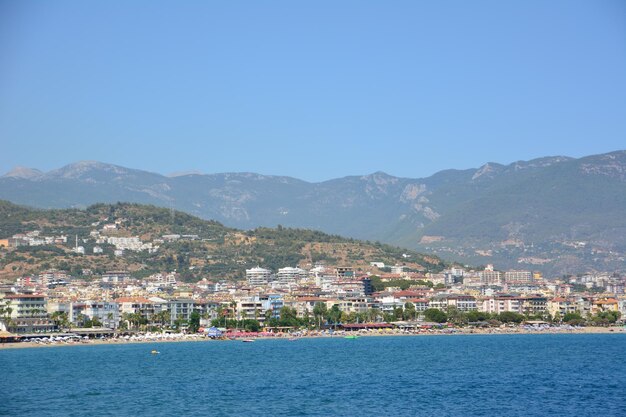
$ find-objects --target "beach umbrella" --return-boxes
[206,326,223,337]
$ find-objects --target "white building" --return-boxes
[73,301,120,328]
[504,270,533,283]
[102,271,130,284]
[246,267,273,286]
[390,265,406,274]
[480,269,503,285]
[237,297,264,320]
[276,267,307,285]
[39,270,69,287]
[478,296,522,314]
[168,299,195,325]
[147,273,177,287]
[4,294,47,318]
[106,236,154,252]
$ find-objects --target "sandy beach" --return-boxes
[1,325,623,350]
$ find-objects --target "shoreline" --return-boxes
[1,326,623,350]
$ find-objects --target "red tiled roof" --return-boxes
[5,294,46,299]
[595,299,617,304]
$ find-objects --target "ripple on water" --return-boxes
[0,334,625,416]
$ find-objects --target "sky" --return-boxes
[1,1,625,182]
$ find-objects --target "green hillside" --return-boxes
[0,201,447,281]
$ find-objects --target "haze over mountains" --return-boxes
[2,151,625,275]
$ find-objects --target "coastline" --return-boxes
[1,326,623,350]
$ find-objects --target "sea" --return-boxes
[1,333,625,416]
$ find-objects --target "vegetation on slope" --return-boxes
[0,201,448,281]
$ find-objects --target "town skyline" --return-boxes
[1,199,624,337]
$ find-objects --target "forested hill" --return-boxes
[0,201,447,281]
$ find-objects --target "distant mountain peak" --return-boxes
[2,166,43,179]
[74,160,128,170]
[46,161,139,180]
[167,170,204,178]
[579,150,626,180]
[362,171,397,181]
[512,156,572,170]
[471,162,503,181]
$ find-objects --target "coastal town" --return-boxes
[1,206,624,345]
[1,251,624,344]
[4,2,626,416]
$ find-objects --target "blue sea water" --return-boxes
[1,334,625,416]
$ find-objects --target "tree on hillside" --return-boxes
[369,276,385,292]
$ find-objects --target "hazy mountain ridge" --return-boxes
[1,151,625,275]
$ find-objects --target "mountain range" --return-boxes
[2,150,625,275]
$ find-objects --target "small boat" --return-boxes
[151,350,160,354]
[242,339,255,343]
[344,335,359,339]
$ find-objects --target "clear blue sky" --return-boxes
[1,1,625,181]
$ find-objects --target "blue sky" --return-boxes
[1,1,625,181]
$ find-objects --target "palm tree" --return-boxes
[121,312,134,330]
[131,312,148,331]
[76,313,88,327]
[107,312,115,329]
[215,305,225,326]
[51,311,70,330]
[313,302,327,329]
[230,301,237,321]
[0,301,14,331]
[153,310,170,330]
[0,300,13,322]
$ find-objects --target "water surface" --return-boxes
[1,334,625,416]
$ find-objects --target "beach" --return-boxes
[2,325,623,350]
